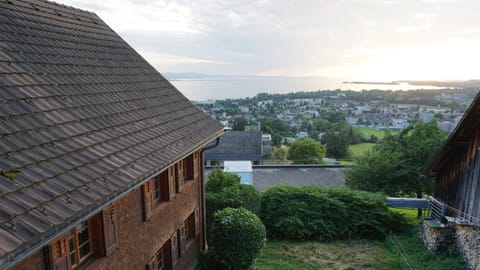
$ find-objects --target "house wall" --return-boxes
[9,250,46,270]
[11,150,205,270]
[430,124,480,269]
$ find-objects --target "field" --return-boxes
[256,240,391,270]
[256,209,466,270]
[349,143,376,157]
[355,127,395,139]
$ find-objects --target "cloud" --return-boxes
[61,0,200,33]
[58,0,480,80]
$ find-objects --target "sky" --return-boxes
[59,0,480,81]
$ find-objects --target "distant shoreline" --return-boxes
[344,80,480,88]
[343,81,400,85]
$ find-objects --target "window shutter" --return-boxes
[168,166,176,200]
[102,204,118,255]
[176,161,184,192]
[194,208,200,235]
[193,152,199,180]
[179,224,186,254]
[170,234,178,266]
[146,256,155,270]
[48,234,70,270]
[159,171,169,201]
[142,181,154,220]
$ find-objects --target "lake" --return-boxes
[169,76,446,101]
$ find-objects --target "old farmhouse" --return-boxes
[423,92,480,269]
[0,0,224,269]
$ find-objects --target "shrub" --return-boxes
[205,170,261,232]
[261,185,404,240]
[239,184,262,216]
[206,169,241,193]
[206,207,266,270]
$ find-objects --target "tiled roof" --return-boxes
[205,131,262,161]
[0,0,224,267]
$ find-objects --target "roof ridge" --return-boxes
[18,0,97,16]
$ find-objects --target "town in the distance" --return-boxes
[196,87,476,163]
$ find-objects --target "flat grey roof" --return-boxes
[206,165,345,191]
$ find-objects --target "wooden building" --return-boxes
[0,0,224,269]
[423,92,480,269]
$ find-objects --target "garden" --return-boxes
[198,170,466,270]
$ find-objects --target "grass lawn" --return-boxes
[349,143,376,157]
[256,240,391,270]
[256,208,466,270]
[355,127,396,139]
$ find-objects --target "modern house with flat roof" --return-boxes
[0,0,224,269]
[204,131,262,166]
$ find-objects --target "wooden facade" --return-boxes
[424,93,480,224]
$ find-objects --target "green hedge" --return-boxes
[261,185,402,240]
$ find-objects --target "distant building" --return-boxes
[438,121,454,132]
[420,112,434,122]
[347,117,359,125]
[205,131,263,166]
[392,118,409,129]
[296,131,309,140]
[239,105,250,113]
[262,134,273,157]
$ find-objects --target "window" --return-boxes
[184,152,199,181]
[143,167,176,221]
[156,251,164,270]
[153,170,169,205]
[177,227,184,257]
[175,161,184,193]
[147,240,171,270]
[48,205,118,270]
[185,212,195,241]
[69,221,92,267]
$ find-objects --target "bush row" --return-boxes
[260,185,404,240]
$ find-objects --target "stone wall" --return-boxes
[421,219,455,252]
[456,224,480,270]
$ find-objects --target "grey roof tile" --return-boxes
[0,0,224,266]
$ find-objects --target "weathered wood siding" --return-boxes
[435,128,480,223]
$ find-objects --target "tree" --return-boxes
[323,129,350,159]
[322,123,360,159]
[287,138,326,164]
[345,120,447,216]
[232,118,247,131]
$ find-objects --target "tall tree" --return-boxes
[345,120,447,216]
[232,118,248,131]
[287,138,326,164]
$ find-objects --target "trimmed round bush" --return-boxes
[209,207,266,270]
[205,170,261,236]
